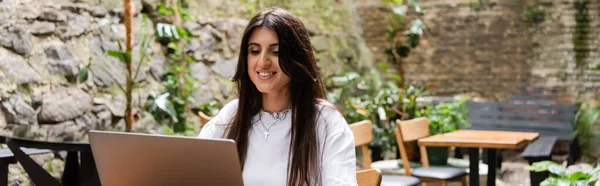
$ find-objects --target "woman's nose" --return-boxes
[257,53,271,68]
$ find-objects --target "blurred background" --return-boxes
[0,0,599,185]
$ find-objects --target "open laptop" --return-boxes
[88,130,244,186]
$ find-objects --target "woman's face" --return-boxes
[247,26,291,95]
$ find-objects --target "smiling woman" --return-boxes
[198,7,358,186]
[247,26,291,108]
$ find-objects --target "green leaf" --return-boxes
[409,19,426,35]
[408,33,420,48]
[567,172,592,181]
[389,74,403,82]
[134,14,150,81]
[591,167,600,174]
[154,93,179,122]
[392,5,407,16]
[547,164,567,176]
[176,27,189,40]
[78,66,89,83]
[107,50,131,62]
[167,42,179,51]
[330,72,360,86]
[157,3,174,15]
[115,39,123,51]
[409,0,423,15]
[379,61,389,72]
[383,0,403,4]
[156,23,179,40]
[186,56,195,63]
[396,45,411,57]
[107,50,125,61]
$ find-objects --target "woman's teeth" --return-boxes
[259,72,275,77]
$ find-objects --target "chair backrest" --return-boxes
[396,117,430,142]
[466,100,578,140]
[198,111,212,129]
[394,117,431,176]
[356,169,382,186]
[349,120,373,169]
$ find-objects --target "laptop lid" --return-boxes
[88,130,243,186]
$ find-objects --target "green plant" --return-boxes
[325,71,361,116]
[325,65,400,158]
[382,0,426,84]
[325,62,429,159]
[104,13,152,132]
[75,57,92,84]
[198,100,223,117]
[529,161,600,186]
[147,0,197,133]
[574,101,600,164]
[418,98,470,135]
[524,1,552,33]
[573,0,591,68]
[396,83,428,120]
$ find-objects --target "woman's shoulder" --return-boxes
[221,99,240,112]
[315,99,349,135]
[210,99,239,125]
[315,99,342,118]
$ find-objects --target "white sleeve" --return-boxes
[198,99,239,139]
[197,120,218,138]
[320,111,358,186]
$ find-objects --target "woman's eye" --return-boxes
[250,50,260,55]
[272,51,279,56]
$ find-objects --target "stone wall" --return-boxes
[0,0,373,142]
[355,0,600,103]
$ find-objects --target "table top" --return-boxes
[418,130,539,149]
[1,136,91,152]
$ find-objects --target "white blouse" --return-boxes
[198,99,358,186]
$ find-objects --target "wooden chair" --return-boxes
[394,117,468,186]
[356,169,382,186]
[349,120,420,186]
[349,120,373,169]
[198,111,212,129]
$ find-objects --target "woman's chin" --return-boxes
[255,86,273,94]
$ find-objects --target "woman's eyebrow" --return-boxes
[248,43,279,49]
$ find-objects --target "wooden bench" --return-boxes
[464,99,578,186]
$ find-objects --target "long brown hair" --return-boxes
[229,7,327,186]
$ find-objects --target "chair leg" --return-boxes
[460,176,468,186]
[441,180,448,186]
[0,159,9,186]
[568,138,580,165]
[526,156,551,186]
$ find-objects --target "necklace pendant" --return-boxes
[263,132,270,140]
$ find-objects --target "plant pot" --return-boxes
[370,145,383,162]
[426,146,449,166]
[405,141,421,161]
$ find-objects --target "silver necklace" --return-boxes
[259,106,291,140]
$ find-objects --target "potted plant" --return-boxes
[529,161,600,186]
[417,98,470,165]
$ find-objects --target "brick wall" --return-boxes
[355,0,600,103]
